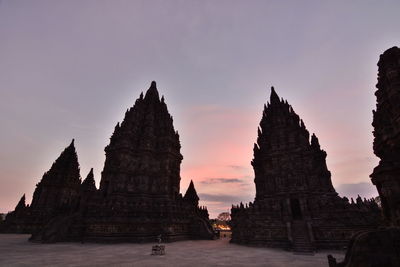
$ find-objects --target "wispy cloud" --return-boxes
[227,165,248,171]
[200,178,243,184]
[199,193,253,204]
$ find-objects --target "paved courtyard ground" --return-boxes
[0,234,344,267]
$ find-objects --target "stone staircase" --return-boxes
[291,220,315,254]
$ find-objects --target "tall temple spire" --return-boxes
[87,81,214,242]
[253,87,334,198]
[231,85,380,251]
[101,81,183,199]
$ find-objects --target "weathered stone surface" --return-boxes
[328,47,400,267]
[328,228,400,267]
[371,46,400,227]
[231,87,381,252]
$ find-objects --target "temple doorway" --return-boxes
[290,198,302,220]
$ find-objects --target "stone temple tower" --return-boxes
[327,47,400,267]
[371,47,400,227]
[99,81,182,200]
[253,87,335,203]
[80,81,213,242]
[231,87,381,252]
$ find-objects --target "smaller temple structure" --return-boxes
[3,140,81,234]
[231,87,381,252]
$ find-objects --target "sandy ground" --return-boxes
[0,234,344,267]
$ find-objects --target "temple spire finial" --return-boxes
[144,80,160,101]
[270,86,280,104]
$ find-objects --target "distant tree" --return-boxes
[217,212,231,221]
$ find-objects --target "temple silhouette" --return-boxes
[1,51,395,260]
[3,81,214,242]
[230,87,380,252]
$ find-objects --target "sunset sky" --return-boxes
[1,1,399,218]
